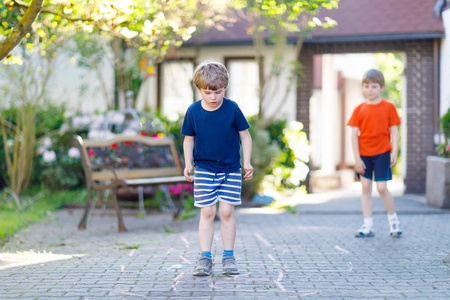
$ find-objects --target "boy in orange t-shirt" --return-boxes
[347,69,402,238]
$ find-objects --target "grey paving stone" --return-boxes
[1,192,449,299]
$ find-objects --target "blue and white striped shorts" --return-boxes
[193,167,242,207]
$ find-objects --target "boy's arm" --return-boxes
[183,135,195,182]
[390,125,399,167]
[351,126,366,175]
[239,129,253,181]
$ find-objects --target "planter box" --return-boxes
[426,156,450,208]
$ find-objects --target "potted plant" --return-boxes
[426,108,450,208]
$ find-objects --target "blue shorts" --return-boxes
[193,167,242,207]
[357,151,392,181]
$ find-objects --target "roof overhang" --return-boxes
[302,32,445,43]
[184,32,445,47]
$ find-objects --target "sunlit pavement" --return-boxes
[0,184,449,299]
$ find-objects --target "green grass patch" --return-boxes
[118,244,142,250]
[0,187,86,244]
[163,225,178,233]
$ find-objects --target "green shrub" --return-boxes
[243,119,281,199]
[437,109,450,158]
[440,108,450,141]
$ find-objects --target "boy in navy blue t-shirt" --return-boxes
[181,60,253,276]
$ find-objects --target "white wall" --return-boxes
[2,42,298,122]
[310,53,377,170]
[176,44,298,122]
[440,8,450,117]
[0,49,113,112]
[47,53,114,113]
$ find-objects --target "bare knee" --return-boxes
[376,182,389,196]
[201,206,216,221]
[219,204,235,222]
[361,178,372,196]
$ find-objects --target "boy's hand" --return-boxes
[354,159,366,175]
[390,153,398,168]
[184,165,194,182]
[243,163,254,181]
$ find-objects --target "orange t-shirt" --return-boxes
[347,99,401,156]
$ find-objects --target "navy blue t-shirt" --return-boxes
[181,98,250,173]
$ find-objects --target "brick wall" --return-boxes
[298,39,437,194]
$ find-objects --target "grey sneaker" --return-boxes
[193,256,212,276]
[222,256,239,275]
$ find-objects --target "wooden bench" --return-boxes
[73,134,189,232]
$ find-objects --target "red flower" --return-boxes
[88,149,95,156]
[169,183,183,195]
[111,143,118,149]
[183,183,194,193]
[152,133,164,139]
[140,131,149,136]
[124,141,131,146]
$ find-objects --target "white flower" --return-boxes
[103,131,116,140]
[43,137,52,148]
[68,147,80,158]
[72,115,91,128]
[64,111,75,119]
[59,123,70,133]
[109,112,125,125]
[43,150,56,163]
[122,128,138,136]
[89,115,105,130]
[37,146,47,155]
[127,120,140,130]
[88,129,100,139]
[88,130,115,140]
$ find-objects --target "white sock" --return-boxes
[363,217,373,227]
[388,213,398,223]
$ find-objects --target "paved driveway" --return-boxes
[0,190,449,299]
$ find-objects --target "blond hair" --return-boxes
[362,69,385,86]
[193,60,229,90]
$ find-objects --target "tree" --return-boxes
[0,0,224,196]
[1,1,223,109]
[1,0,218,61]
[0,0,43,61]
[231,0,339,124]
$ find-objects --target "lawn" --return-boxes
[0,188,86,245]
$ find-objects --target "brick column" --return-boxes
[297,39,438,194]
[297,46,314,192]
[404,40,436,193]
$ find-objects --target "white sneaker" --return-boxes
[389,219,402,237]
[355,224,375,238]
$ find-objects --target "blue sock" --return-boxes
[201,251,212,259]
[223,250,234,257]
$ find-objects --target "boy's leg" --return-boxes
[372,152,402,237]
[219,202,239,274]
[375,181,395,214]
[355,176,375,237]
[219,202,236,250]
[194,205,216,276]
[376,181,402,237]
[199,205,217,252]
[360,176,373,218]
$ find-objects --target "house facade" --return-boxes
[145,0,446,195]
[299,0,447,194]
[25,0,447,195]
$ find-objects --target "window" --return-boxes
[160,60,194,121]
[226,58,260,117]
